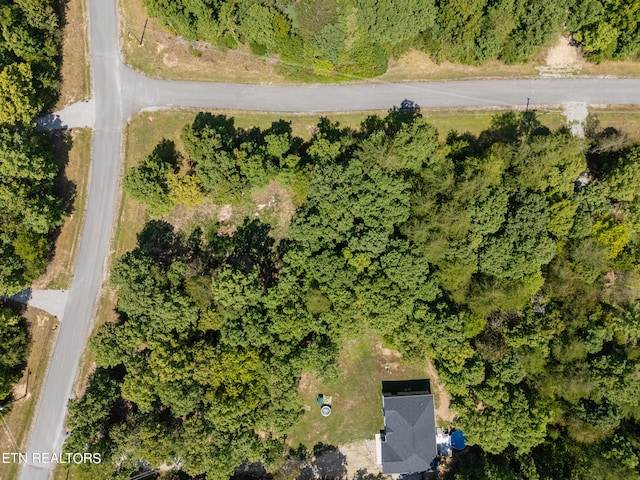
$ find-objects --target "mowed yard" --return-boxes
[287,330,451,450]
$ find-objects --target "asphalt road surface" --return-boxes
[19,1,122,478]
[19,0,640,478]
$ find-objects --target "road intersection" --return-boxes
[19,0,640,479]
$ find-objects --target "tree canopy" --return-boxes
[0,0,63,295]
[0,0,59,124]
[0,126,64,295]
[142,0,639,79]
[69,106,640,479]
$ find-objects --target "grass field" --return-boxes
[126,107,567,147]
[0,308,58,480]
[590,106,640,141]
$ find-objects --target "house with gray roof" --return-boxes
[375,381,439,474]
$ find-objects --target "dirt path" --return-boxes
[425,358,456,424]
[537,36,583,76]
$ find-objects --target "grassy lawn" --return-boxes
[56,0,91,108]
[0,308,58,480]
[423,108,565,138]
[34,129,93,290]
[127,107,567,146]
[589,106,640,141]
[287,331,443,449]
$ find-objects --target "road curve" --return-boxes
[19,0,640,478]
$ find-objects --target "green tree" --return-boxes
[0,307,28,400]
[354,0,437,47]
[182,113,246,197]
[0,62,41,124]
[166,173,205,208]
[123,139,177,215]
[240,4,277,51]
[0,126,63,295]
[289,159,410,256]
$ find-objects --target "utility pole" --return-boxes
[140,18,148,46]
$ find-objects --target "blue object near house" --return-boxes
[451,430,466,450]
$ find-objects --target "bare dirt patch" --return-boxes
[252,181,295,238]
[218,204,233,222]
[536,36,583,76]
[338,439,382,478]
[163,199,221,233]
[163,53,178,68]
[373,341,402,373]
[425,358,455,424]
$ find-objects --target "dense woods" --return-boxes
[0,0,64,296]
[66,105,640,479]
[142,0,640,77]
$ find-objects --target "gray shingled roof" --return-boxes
[381,394,437,474]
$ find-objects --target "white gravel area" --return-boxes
[35,99,96,131]
[563,102,588,138]
[10,289,69,320]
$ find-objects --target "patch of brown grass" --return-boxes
[0,308,58,480]
[382,50,539,82]
[581,60,640,78]
[163,199,221,233]
[589,106,640,141]
[34,129,92,290]
[252,181,295,238]
[57,0,90,109]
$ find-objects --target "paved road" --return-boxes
[19,1,122,479]
[19,0,640,478]
[123,72,640,115]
